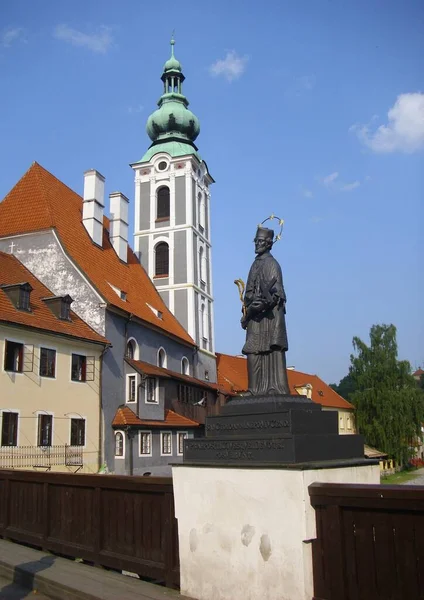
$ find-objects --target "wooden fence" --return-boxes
[0,469,179,588]
[309,482,424,600]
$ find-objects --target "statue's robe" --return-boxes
[242,251,290,395]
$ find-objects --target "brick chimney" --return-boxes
[83,170,105,246]
[109,192,129,262]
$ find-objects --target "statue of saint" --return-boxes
[241,226,290,396]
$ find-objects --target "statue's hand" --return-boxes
[250,299,267,313]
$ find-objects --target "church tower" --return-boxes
[131,39,216,383]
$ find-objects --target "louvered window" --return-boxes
[155,242,169,276]
[157,187,170,219]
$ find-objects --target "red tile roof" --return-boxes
[0,251,108,345]
[413,368,424,378]
[127,358,219,390]
[216,352,354,410]
[0,163,193,346]
[112,406,200,428]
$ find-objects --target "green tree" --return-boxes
[419,373,424,391]
[329,372,356,401]
[349,324,424,466]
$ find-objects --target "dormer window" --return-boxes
[0,282,33,312]
[42,295,73,321]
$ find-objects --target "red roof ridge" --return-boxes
[112,405,200,428]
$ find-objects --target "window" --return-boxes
[60,298,72,320]
[157,348,166,368]
[198,192,204,232]
[70,418,85,446]
[71,354,95,382]
[39,348,56,378]
[161,431,172,455]
[127,374,137,402]
[347,415,352,430]
[19,286,31,311]
[115,431,124,457]
[38,414,52,447]
[145,377,158,403]
[155,242,169,276]
[4,340,23,372]
[140,431,152,455]
[177,384,204,404]
[177,432,188,456]
[126,340,134,359]
[158,161,168,171]
[181,357,189,376]
[199,246,204,283]
[156,186,170,220]
[1,412,18,446]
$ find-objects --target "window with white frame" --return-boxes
[157,348,167,368]
[181,357,189,376]
[71,354,95,382]
[39,348,56,378]
[161,431,172,455]
[347,414,352,430]
[115,431,124,457]
[37,414,52,446]
[1,412,18,446]
[140,431,152,455]
[177,431,188,456]
[145,377,158,403]
[126,339,136,359]
[127,374,137,403]
[70,418,85,446]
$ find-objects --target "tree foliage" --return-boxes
[329,372,356,401]
[349,324,424,465]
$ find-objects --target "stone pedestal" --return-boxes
[172,462,380,600]
[184,395,364,465]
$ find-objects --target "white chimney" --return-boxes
[83,170,105,246]
[109,192,129,262]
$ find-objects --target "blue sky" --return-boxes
[0,1,423,383]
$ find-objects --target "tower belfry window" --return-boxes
[155,242,169,277]
[157,186,170,220]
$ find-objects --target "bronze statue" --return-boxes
[239,224,290,396]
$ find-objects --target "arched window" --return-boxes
[157,347,167,369]
[157,186,170,220]
[155,242,169,276]
[115,431,124,457]
[200,304,207,341]
[181,357,189,376]
[126,339,135,359]
[199,246,204,282]
[198,192,205,231]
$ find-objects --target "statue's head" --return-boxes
[254,226,274,255]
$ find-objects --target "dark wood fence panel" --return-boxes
[309,482,424,600]
[0,470,179,588]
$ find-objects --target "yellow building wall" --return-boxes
[0,324,103,473]
[323,407,356,434]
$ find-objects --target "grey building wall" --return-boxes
[102,310,195,471]
[192,233,198,283]
[137,236,149,271]
[174,289,188,331]
[153,232,169,239]
[192,177,196,226]
[205,196,209,239]
[175,176,186,226]
[208,299,213,352]
[174,230,187,284]
[155,219,169,229]
[0,232,106,335]
[195,350,217,384]
[206,246,211,295]
[139,182,150,231]
[159,290,169,307]
[194,291,199,345]
[131,429,195,477]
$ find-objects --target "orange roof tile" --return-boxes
[0,252,108,345]
[112,406,200,428]
[127,358,219,390]
[216,352,354,410]
[0,163,193,346]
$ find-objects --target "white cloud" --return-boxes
[302,188,313,198]
[127,105,144,115]
[322,172,339,186]
[53,25,113,54]
[1,27,24,47]
[321,171,361,193]
[351,92,424,153]
[340,181,360,192]
[209,51,248,82]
